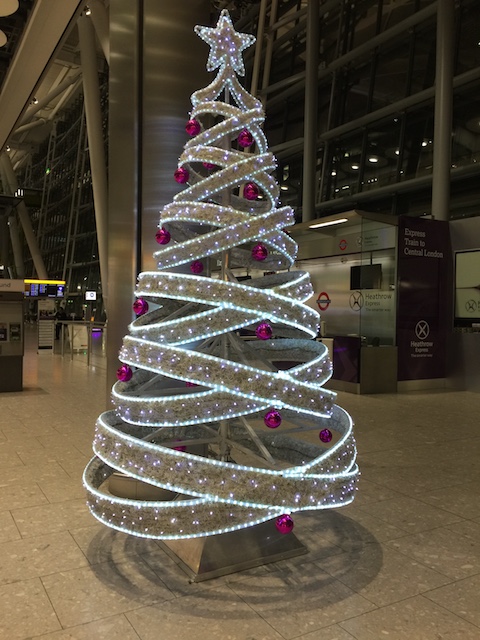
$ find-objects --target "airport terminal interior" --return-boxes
[0,1,480,638]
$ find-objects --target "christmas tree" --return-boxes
[84,10,358,540]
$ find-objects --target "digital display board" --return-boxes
[24,280,66,299]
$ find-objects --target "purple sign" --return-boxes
[396,217,452,381]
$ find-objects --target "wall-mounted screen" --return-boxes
[455,249,480,327]
[350,264,382,290]
[24,283,65,298]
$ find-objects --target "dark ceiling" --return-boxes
[0,0,34,91]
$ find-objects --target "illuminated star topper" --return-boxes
[194,9,256,77]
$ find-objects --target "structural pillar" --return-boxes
[106,0,210,395]
[0,152,47,279]
[301,0,319,222]
[431,0,454,221]
[78,12,109,311]
[7,215,25,278]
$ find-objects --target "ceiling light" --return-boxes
[394,149,400,156]
[331,170,337,176]
[368,156,378,163]
[280,185,288,191]
[85,5,91,15]
[309,217,348,230]
[351,164,359,170]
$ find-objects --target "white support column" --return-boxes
[431,0,454,221]
[77,12,109,312]
[0,152,47,279]
[88,0,109,65]
[7,215,25,278]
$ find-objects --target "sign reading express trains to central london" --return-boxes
[403,226,445,259]
[396,216,451,381]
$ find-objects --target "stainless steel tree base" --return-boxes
[160,520,308,582]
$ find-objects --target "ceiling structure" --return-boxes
[0,0,86,169]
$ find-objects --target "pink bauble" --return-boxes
[116,364,133,382]
[174,167,189,184]
[155,227,171,245]
[252,243,268,261]
[133,298,149,316]
[319,428,333,443]
[190,260,204,274]
[185,118,201,136]
[173,439,187,452]
[275,514,294,534]
[202,162,216,170]
[256,322,273,340]
[264,409,282,429]
[244,182,259,200]
[238,129,254,148]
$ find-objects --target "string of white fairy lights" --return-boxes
[84,9,358,539]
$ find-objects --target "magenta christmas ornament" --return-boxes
[238,129,254,148]
[256,322,273,340]
[155,227,171,245]
[264,409,282,429]
[190,260,204,274]
[252,243,268,261]
[185,118,201,136]
[116,364,133,382]
[133,298,149,316]
[174,167,189,184]
[244,182,259,200]
[319,428,333,443]
[275,514,294,534]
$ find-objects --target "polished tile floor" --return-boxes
[0,326,479,639]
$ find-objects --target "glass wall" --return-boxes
[246,0,480,221]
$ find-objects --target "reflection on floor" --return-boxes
[0,326,479,639]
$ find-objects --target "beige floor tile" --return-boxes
[416,481,480,519]
[24,614,141,640]
[340,594,480,639]
[316,543,451,607]
[387,527,480,580]
[0,510,21,543]
[445,518,480,543]
[0,578,61,639]
[0,530,89,585]
[11,498,95,537]
[424,573,480,627]
[71,523,163,566]
[0,460,71,486]
[38,476,87,503]
[297,625,357,640]
[358,494,464,533]
[42,558,175,627]
[126,591,285,640]
[228,562,376,638]
[0,481,49,511]
[0,448,25,469]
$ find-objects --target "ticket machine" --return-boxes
[0,290,24,391]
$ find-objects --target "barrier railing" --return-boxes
[59,321,107,366]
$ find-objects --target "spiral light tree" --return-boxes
[84,11,358,547]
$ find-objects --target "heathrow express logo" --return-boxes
[349,291,364,311]
[465,300,477,313]
[415,320,430,340]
